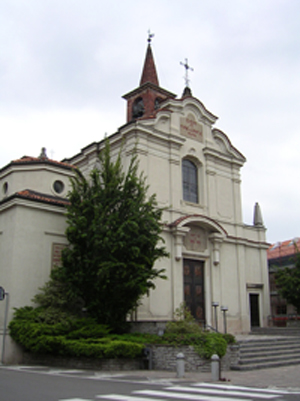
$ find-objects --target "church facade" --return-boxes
[0,42,270,363]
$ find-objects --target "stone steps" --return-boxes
[251,327,300,336]
[231,336,300,371]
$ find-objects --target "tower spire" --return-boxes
[140,32,159,86]
[123,34,176,122]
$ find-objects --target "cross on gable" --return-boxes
[180,58,194,88]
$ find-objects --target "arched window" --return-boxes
[182,159,198,203]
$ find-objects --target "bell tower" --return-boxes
[123,34,176,122]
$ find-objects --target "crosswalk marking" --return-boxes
[59,399,92,401]
[163,386,279,399]
[98,393,246,401]
[80,382,297,401]
[133,389,255,401]
[194,383,293,395]
[96,395,165,401]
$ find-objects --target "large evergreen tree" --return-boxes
[59,141,168,328]
[275,254,300,313]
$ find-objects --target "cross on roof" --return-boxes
[147,30,154,43]
[180,58,194,88]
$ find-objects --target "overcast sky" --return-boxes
[1,0,300,244]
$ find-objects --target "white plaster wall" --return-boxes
[0,202,67,327]
[0,166,73,201]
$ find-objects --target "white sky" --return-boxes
[1,0,300,244]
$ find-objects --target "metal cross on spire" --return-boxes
[180,58,194,88]
[147,30,154,44]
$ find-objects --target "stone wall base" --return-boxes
[21,344,239,373]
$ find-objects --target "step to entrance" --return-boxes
[230,335,300,371]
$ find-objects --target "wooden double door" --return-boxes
[183,259,205,323]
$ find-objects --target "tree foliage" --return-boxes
[57,141,168,328]
[275,254,300,313]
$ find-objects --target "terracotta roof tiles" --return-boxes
[6,189,70,207]
[267,237,300,260]
[11,156,75,169]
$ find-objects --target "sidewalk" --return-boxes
[106,364,300,391]
[119,334,300,390]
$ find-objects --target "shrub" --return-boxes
[165,303,202,334]
[222,333,236,345]
[194,332,227,359]
[66,324,111,339]
[9,305,233,361]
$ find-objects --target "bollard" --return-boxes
[176,352,185,378]
[211,354,219,381]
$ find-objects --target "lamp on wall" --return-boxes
[212,301,219,332]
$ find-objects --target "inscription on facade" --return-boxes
[180,113,203,142]
[184,227,207,252]
[52,243,66,269]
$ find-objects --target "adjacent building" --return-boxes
[268,237,300,326]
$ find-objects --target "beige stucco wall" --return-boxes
[0,201,68,326]
[66,95,270,335]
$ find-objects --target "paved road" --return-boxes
[1,365,300,401]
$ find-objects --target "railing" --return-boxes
[269,314,300,327]
[204,323,219,333]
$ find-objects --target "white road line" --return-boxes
[133,389,253,401]
[59,398,93,401]
[164,386,279,399]
[194,383,292,395]
[96,395,165,401]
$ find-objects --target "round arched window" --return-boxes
[53,180,64,194]
[182,159,198,203]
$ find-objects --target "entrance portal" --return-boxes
[183,259,205,324]
[249,293,260,327]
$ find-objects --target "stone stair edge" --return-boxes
[239,342,300,350]
[238,338,300,345]
[240,349,300,358]
[239,353,300,365]
[231,359,300,371]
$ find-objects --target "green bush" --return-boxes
[222,333,236,345]
[165,303,203,334]
[194,332,227,359]
[66,324,111,339]
[9,305,233,361]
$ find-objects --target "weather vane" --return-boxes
[180,58,194,87]
[147,30,154,43]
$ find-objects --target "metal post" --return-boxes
[176,352,185,378]
[221,306,228,334]
[211,354,220,381]
[212,302,219,332]
[1,292,9,364]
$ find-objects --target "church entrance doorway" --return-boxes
[183,259,205,324]
[249,293,260,328]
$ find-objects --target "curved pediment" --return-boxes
[211,128,246,163]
